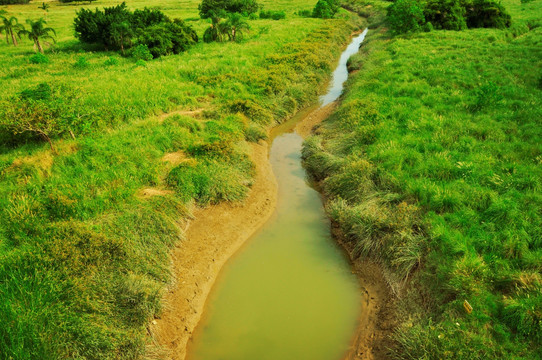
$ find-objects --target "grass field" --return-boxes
[0,1,362,358]
[304,0,542,358]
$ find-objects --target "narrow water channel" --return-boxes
[187,29,368,360]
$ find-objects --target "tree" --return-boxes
[38,3,50,21]
[0,0,30,4]
[424,0,467,30]
[74,3,197,57]
[198,0,259,19]
[203,14,222,43]
[0,16,24,46]
[225,12,249,42]
[312,0,339,19]
[387,0,426,34]
[18,18,56,53]
[462,0,511,29]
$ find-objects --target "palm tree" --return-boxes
[226,13,249,42]
[0,16,24,46]
[18,18,56,53]
[203,13,222,43]
[38,3,51,21]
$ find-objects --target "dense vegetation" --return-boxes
[0,0,361,358]
[0,0,29,4]
[74,3,198,57]
[304,0,542,358]
[312,0,340,18]
[387,0,511,34]
[198,0,260,18]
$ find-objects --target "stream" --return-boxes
[187,29,369,360]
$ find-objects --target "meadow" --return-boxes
[0,0,362,358]
[304,0,542,358]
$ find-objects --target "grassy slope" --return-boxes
[304,0,542,358]
[0,1,362,358]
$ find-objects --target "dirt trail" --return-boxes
[151,141,278,360]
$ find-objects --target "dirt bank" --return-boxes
[295,104,395,360]
[151,141,278,360]
[335,228,396,360]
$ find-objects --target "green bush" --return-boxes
[19,83,52,101]
[312,0,339,19]
[387,0,426,34]
[166,161,250,204]
[259,10,286,20]
[296,9,312,17]
[104,56,120,66]
[0,0,29,4]
[136,20,198,58]
[463,0,512,29]
[28,53,49,64]
[198,0,260,19]
[130,44,153,61]
[73,55,90,68]
[424,0,467,30]
[74,3,197,57]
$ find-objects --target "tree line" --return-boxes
[387,0,512,34]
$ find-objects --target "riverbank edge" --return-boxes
[296,12,397,360]
[297,106,395,360]
[150,140,278,360]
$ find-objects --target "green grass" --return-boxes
[0,0,363,358]
[304,0,542,358]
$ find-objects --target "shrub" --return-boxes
[135,59,147,67]
[104,56,120,66]
[463,0,512,29]
[74,3,197,57]
[387,0,426,34]
[130,44,153,61]
[19,83,52,101]
[470,81,503,111]
[73,55,90,68]
[0,0,29,4]
[424,0,467,31]
[166,161,249,204]
[29,53,49,64]
[136,20,198,58]
[198,0,260,19]
[312,0,339,19]
[296,9,312,17]
[259,10,286,20]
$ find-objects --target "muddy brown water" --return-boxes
[187,30,369,360]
